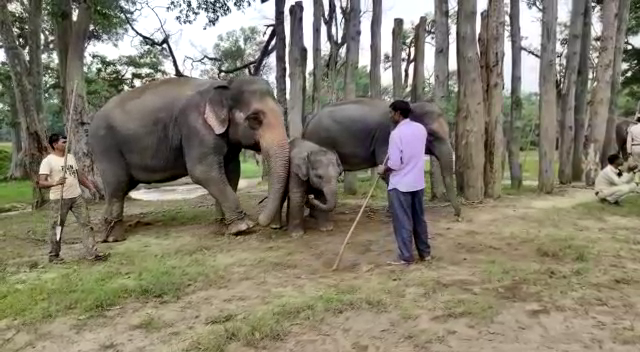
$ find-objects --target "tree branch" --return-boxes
[122,6,185,77]
[186,24,276,78]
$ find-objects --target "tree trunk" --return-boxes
[54,0,102,199]
[312,0,323,113]
[538,0,558,193]
[478,11,488,104]
[392,18,404,99]
[7,93,26,179]
[483,0,505,198]
[343,0,361,196]
[410,16,426,103]
[508,0,523,189]
[287,1,305,138]
[572,0,591,181]
[28,0,44,130]
[0,0,49,208]
[432,0,448,200]
[603,0,630,166]
[558,0,586,184]
[275,0,287,131]
[455,0,486,201]
[369,0,382,180]
[583,0,619,186]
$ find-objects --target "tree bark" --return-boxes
[0,0,49,208]
[287,1,305,138]
[343,0,361,195]
[275,0,287,131]
[572,0,591,181]
[53,0,102,199]
[558,0,586,184]
[312,0,322,112]
[392,18,404,99]
[483,0,505,198]
[508,0,523,189]
[583,0,619,186]
[369,0,382,180]
[28,0,44,128]
[603,0,630,166]
[538,0,558,193]
[432,0,448,199]
[7,92,26,179]
[410,16,426,103]
[478,11,488,104]
[455,0,486,201]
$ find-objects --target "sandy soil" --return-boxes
[2,185,640,352]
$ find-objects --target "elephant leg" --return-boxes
[187,154,255,236]
[287,175,306,238]
[99,163,137,243]
[270,194,287,229]
[214,152,242,224]
[311,192,334,232]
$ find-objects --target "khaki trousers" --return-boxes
[49,196,98,259]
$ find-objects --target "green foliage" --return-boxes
[199,26,273,79]
[168,0,253,28]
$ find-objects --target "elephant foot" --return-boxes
[101,218,127,243]
[270,222,284,230]
[318,221,334,232]
[288,227,305,238]
[225,217,256,236]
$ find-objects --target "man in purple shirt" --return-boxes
[378,100,431,265]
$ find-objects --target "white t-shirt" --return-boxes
[38,153,83,199]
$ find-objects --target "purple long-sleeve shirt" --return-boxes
[387,118,428,192]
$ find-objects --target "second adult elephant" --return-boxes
[615,117,638,161]
[302,98,461,217]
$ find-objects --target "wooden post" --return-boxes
[287,1,305,138]
[392,18,404,99]
[312,0,323,112]
[410,16,426,103]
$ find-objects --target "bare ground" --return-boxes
[2,184,640,352]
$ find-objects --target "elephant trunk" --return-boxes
[308,185,337,211]
[435,142,462,217]
[256,99,290,227]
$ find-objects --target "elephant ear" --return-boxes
[203,84,231,135]
[291,149,309,181]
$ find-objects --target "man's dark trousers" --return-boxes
[388,188,431,262]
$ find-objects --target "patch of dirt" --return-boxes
[3,184,640,352]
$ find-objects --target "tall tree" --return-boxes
[558,0,587,184]
[584,0,619,185]
[572,0,592,181]
[275,0,287,129]
[432,0,449,199]
[508,0,523,189]
[482,0,505,198]
[369,0,382,180]
[312,0,323,112]
[410,16,427,103]
[288,1,305,138]
[392,18,403,99]
[603,0,631,164]
[0,0,50,208]
[343,0,361,195]
[538,0,558,193]
[455,0,486,201]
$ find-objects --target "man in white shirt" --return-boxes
[627,122,640,165]
[594,153,639,205]
[38,133,109,263]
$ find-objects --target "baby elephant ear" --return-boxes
[203,84,231,135]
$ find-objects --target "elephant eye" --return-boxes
[246,112,263,130]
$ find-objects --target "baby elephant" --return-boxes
[271,138,343,237]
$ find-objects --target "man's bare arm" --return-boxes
[78,172,96,192]
[38,174,64,189]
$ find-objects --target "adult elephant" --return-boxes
[615,117,638,161]
[302,98,461,217]
[88,76,290,241]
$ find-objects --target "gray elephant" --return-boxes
[615,117,638,161]
[88,76,290,241]
[302,98,461,217]
[269,138,343,237]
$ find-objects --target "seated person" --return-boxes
[594,154,639,205]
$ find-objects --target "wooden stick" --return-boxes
[55,81,78,242]
[332,155,389,271]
